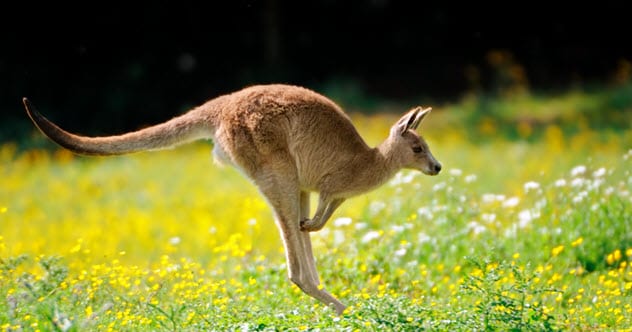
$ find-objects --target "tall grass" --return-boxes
[1,84,631,330]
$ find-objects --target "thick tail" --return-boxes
[23,98,213,156]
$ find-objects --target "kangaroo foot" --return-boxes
[300,218,321,232]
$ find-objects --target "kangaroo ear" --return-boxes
[393,107,420,136]
[411,107,432,130]
[393,107,431,136]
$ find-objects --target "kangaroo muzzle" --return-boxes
[423,154,442,176]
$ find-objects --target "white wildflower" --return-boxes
[417,207,434,219]
[389,172,403,186]
[435,216,448,225]
[355,222,368,230]
[518,210,539,228]
[390,172,415,186]
[333,217,352,227]
[467,221,486,235]
[433,204,448,213]
[395,248,407,257]
[481,213,496,224]
[503,197,520,208]
[571,165,586,177]
[481,194,494,203]
[604,186,614,195]
[369,201,386,216]
[362,230,381,243]
[169,236,181,246]
[465,174,477,183]
[524,181,540,193]
[504,225,517,238]
[391,225,405,233]
[482,194,505,204]
[589,178,604,190]
[166,265,182,276]
[418,232,431,244]
[433,182,447,191]
[554,179,567,187]
[592,167,606,178]
[571,178,584,187]
[449,168,463,177]
[572,191,588,204]
[54,309,73,332]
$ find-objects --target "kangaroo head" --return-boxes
[387,107,442,176]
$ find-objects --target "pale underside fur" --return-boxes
[24,84,442,314]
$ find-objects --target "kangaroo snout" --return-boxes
[424,162,442,176]
[433,162,442,174]
[421,158,442,176]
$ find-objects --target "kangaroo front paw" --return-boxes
[300,218,320,232]
[300,218,311,232]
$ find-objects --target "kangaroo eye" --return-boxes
[412,146,423,153]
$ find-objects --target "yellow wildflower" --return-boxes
[551,245,564,257]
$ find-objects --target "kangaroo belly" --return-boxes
[212,141,233,167]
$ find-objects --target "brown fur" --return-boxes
[23,84,441,314]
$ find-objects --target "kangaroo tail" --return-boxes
[23,98,214,156]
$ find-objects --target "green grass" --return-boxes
[1,84,631,331]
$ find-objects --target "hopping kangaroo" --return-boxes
[23,84,441,314]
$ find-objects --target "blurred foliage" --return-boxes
[455,81,632,142]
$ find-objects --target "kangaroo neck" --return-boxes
[376,138,405,170]
[337,144,401,197]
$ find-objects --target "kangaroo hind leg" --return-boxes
[254,163,346,314]
[298,191,320,285]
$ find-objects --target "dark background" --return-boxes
[2,1,630,139]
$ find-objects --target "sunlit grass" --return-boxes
[1,86,631,330]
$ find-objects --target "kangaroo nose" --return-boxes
[434,163,442,173]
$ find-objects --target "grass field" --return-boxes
[1,85,631,331]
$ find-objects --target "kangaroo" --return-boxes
[23,84,441,314]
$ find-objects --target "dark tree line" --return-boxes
[1,1,630,138]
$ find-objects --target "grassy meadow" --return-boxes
[1,84,632,331]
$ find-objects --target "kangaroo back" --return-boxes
[23,98,214,156]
